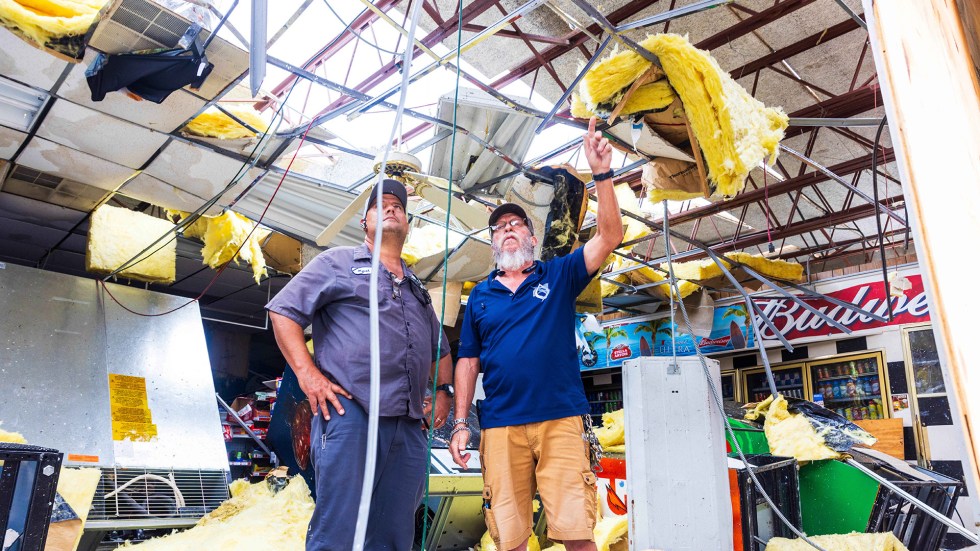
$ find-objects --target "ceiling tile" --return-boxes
[17,137,135,191]
[0,126,27,160]
[143,139,264,206]
[59,50,206,133]
[35,100,170,169]
[0,31,69,92]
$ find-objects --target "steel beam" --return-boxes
[695,0,818,50]
[728,17,863,79]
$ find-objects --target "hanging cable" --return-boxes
[660,213,828,551]
[763,160,774,254]
[420,0,464,547]
[353,0,425,549]
[871,116,895,321]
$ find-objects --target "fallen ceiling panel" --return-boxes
[35,100,170,169]
[233,171,363,246]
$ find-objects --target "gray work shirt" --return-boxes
[266,244,450,419]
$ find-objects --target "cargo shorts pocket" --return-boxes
[583,471,598,528]
[482,485,500,543]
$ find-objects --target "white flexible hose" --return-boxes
[352,1,425,549]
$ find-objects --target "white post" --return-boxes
[623,357,733,550]
[861,0,980,503]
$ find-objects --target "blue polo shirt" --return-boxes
[458,248,594,428]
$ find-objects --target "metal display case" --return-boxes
[807,351,890,421]
[741,363,806,404]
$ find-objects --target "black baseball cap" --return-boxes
[365,178,408,211]
[489,202,533,233]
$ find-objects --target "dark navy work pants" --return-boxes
[306,395,427,551]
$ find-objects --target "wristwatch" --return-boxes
[436,383,455,397]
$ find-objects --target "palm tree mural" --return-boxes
[652,318,674,344]
[722,304,751,349]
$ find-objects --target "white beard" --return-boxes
[493,236,535,272]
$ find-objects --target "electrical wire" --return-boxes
[420,1,464,547]
[353,0,425,548]
[102,81,301,280]
[321,0,403,56]
[661,203,828,551]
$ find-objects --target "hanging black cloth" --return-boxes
[86,46,214,104]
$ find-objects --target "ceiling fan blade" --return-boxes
[314,186,372,247]
[406,172,489,231]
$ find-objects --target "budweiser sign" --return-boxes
[751,275,930,342]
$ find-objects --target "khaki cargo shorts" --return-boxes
[479,415,598,550]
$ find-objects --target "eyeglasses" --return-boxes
[490,218,527,232]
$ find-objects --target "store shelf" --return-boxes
[824,395,881,404]
[588,400,622,404]
[750,385,803,392]
[228,461,252,467]
[815,373,879,382]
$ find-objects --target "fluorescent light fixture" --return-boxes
[0,76,49,133]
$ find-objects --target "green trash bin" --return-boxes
[798,460,880,536]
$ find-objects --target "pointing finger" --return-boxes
[588,115,596,138]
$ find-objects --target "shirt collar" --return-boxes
[488,260,541,282]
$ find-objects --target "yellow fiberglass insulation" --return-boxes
[625,259,701,301]
[402,223,465,266]
[0,0,106,49]
[184,106,270,140]
[122,476,315,550]
[479,531,542,551]
[662,252,804,282]
[545,516,628,551]
[744,395,840,461]
[580,34,788,197]
[571,80,675,119]
[766,532,909,551]
[0,423,27,444]
[86,204,177,284]
[169,210,270,284]
[594,409,625,450]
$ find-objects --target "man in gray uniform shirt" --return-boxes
[267,179,453,551]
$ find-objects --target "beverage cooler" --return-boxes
[720,370,738,401]
[741,362,806,404]
[807,351,889,421]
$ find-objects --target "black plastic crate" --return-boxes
[732,454,802,551]
[863,459,963,550]
[0,443,63,551]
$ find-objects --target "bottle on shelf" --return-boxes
[872,378,880,395]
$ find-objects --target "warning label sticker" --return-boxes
[108,374,156,441]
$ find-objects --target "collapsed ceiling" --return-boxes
[0,0,907,327]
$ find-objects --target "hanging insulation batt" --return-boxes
[744,395,841,461]
[571,80,675,119]
[765,532,909,551]
[0,423,27,444]
[184,106,270,140]
[0,0,106,55]
[170,210,270,284]
[402,223,465,266]
[578,34,788,197]
[86,204,177,284]
[594,409,625,450]
[121,476,315,550]
[661,252,804,282]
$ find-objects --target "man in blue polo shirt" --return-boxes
[449,117,623,551]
